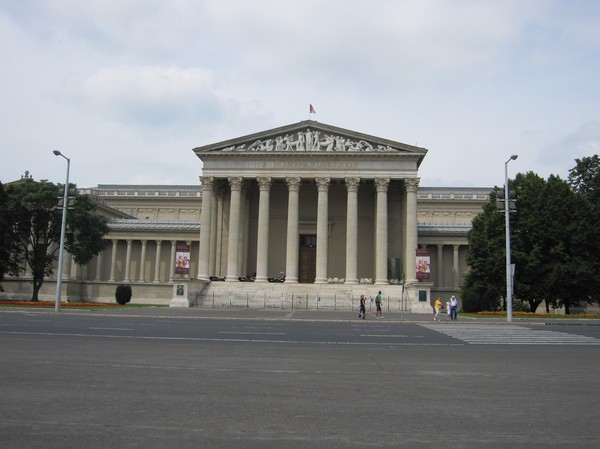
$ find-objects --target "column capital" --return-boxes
[374,177,390,192]
[315,177,330,191]
[200,176,215,190]
[405,177,420,192]
[228,176,243,190]
[286,177,301,191]
[345,177,360,191]
[257,177,272,190]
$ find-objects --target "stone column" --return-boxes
[315,177,330,284]
[95,252,103,282]
[437,244,444,288]
[239,183,250,278]
[25,244,33,277]
[453,244,460,288]
[59,251,71,281]
[215,194,225,276]
[109,239,118,282]
[225,177,243,281]
[375,178,390,285]
[124,240,132,283]
[345,177,360,284]
[169,240,177,281]
[285,177,301,283]
[197,176,214,281]
[154,240,162,283]
[209,191,218,276]
[255,177,272,282]
[187,240,193,277]
[404,178,419,282]
[139,240,147,282]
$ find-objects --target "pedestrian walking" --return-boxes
[446,300,451,321]
[450,295,458,320]
[433,298,443,321]
[358,295,366,319]
[375,291,383,319]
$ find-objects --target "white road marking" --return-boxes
[219,331,286,335]
[421,324,600,345]
[0,330,460,346]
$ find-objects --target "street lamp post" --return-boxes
[505,154,518,322]
[53,150,70,313]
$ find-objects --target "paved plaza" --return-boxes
[1,308,599,448]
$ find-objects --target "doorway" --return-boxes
[298,234,316,283]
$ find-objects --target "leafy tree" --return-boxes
[0,182,20,289]
[463,167,600,314]
[462,188,505,312]
[3,178,109,301]
[510,172,548,313]
[568,155,600,206]
[536,175,600,313]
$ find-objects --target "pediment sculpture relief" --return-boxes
[221,129,399,153]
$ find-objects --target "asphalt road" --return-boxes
[1,309,599,448]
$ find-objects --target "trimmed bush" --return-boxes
[115,284,132,305]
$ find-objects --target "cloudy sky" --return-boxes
[1,0,599,189]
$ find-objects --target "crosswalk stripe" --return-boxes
[420,324,600,345]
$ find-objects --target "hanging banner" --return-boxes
[416,248,431,281]
[175,242,190,275]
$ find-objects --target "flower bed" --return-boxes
[474,311,600,319]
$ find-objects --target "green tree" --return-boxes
[536,175,599,313]
[463,167,600,314]
[0,182,20,289]
[568,155,600,206]
[510,172,548,313]
[3,178,109,301]
[461,188,505,312]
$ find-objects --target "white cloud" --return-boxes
[74,66,220,126]
[1,0,599,189]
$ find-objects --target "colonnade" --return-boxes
[47,239,193,284]
[197,175,420,285]
[433,243,463,289]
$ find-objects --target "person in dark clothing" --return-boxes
[358,295,366,319]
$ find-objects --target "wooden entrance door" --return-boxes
[298,234,316,283]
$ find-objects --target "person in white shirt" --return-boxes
[450,296,458,320]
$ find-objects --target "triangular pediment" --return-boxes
[193,121,427,159]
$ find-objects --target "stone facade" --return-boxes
[1,121,491,312]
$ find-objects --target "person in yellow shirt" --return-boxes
[433,298,443,321]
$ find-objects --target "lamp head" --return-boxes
[510,154,518,161]
[53,150,61,156]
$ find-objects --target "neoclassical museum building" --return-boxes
[2,121,491,312]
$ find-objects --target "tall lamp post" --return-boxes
[505,154,518,322]
[53,150,70,313]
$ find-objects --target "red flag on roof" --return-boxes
[309,104,316,114]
